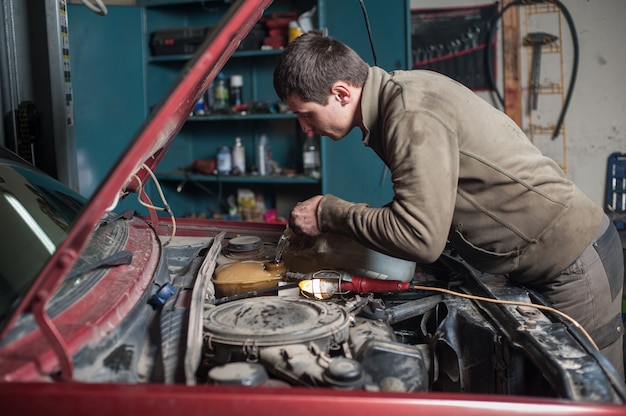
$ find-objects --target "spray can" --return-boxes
[257,134,272,176]
[230,75,244,113]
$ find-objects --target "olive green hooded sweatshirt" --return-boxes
[318,67,602,285]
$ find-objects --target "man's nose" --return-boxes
[298,121,310,133]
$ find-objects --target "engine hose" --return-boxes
[486,0,579,140]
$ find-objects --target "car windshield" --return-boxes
[0,157,86,330]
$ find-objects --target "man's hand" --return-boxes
[290,195,323,236]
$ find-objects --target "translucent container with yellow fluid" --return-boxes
[213,260,285,297]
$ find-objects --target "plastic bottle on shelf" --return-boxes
[232,136,246,175]
[217,146,232,175]
[213,72,229,113]
[302,131,320,178]
[288,21,304,43]
[257,134,272,176]
[230,75,244,113]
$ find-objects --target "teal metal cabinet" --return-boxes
[68,5,146,202]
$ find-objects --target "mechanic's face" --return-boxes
[286,83,355,141]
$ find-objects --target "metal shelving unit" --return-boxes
[68,0,408,218]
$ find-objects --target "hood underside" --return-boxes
[2,0,273,340]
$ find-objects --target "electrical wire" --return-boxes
[411,283,598,350]
[486,0,579,140]
[290,269,597,349]
[132,164,177,246]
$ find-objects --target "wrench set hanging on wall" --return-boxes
[411,2,498,91]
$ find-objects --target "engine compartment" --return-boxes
[189,231,625,402]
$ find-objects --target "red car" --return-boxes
[1,0,625,414]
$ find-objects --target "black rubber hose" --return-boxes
[359,0,379,67]
[486,0,579,139]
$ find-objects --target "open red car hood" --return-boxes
[2,0,273,339]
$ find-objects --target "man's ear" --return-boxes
[331,82,351,105]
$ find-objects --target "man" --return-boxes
[274,31,624,378]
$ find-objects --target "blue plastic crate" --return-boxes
[606,152,626,230]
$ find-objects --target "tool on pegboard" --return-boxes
[486,0,579,140]
[523,32,558,112]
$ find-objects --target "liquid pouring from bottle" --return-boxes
[274,226,293,264]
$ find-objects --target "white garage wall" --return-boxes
[410,0,626,207]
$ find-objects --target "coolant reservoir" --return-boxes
[213,260,285,297]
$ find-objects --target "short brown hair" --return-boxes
[273,31,369,105]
